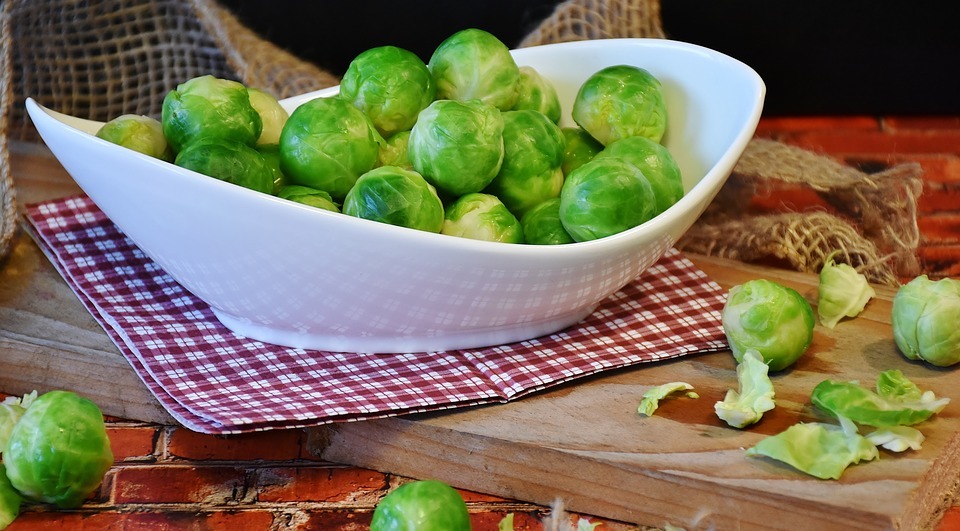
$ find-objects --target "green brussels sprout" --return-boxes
[0,464,21,530]
[370,480,471,531]
[340,45,436,137]
[247,88,289,146]
[428,28,521,110]
[0,391,35,452]
[175,139,275,194]
[513,66,562,123]
[560,127,603,177]
[891,275,960,367]
[558,157,656,242]
[817,251,875,329]
[278,185,340,213]
[442,193,524,243]
[378,130,412,169]
[3,391,113,509]
[721,279,815,372]
[408,99,504,197]
[811,370,950,428]
[96,114,173,161]
[520,198,574,245]
[572,65,667,146]
[483,109,565,218]
[161,75,262,152]
[279,96,382,202]
[255,143,288,194]
[593,135,684,216]
[343,166,444,233]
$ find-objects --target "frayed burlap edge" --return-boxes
[520,0,665,47]
[0,0,16,264]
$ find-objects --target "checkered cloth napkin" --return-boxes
[24,194,728,434]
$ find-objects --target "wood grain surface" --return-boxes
[4,142,958,530]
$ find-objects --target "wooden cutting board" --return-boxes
[3,143,959,530]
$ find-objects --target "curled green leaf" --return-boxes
[0,391,37,454]
[715,349,776,428]
[866,426,925,452]
[818,251,875,329]
[811,370,949,427]
[638,382,697,417]
[746,416,878,480]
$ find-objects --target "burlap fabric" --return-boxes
[0,0,922,286]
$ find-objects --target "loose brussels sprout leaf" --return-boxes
[891,275,960,367]
[746,416,879,480]
[340,45,436,137]
[442,193,523,243]
[866,426,925,452]
[175,139,275,194]
[817,251,875,329]
[560,127,603,176]
[0,463,21,530]
[811,373,949,427]
[499,513,515,531]
[483,109,565,218]
[378,130,412,169]
[559,157,656,242]
[4,391,113,509]
[247,88,289,146]
[520,198,574,245]
[572,65,667,146]
[0,391,36,454]
[429,28,520,111]
[408,99,505,197]
[278,185,340,213]
[721,279,815,372]
[513,66,562,124]
[96,114,173,161]
[637,382,697,417]
[343,166,444,233]
[371,479,471,531]
[256,143,287,193]
[279,96,382,202]
[714,349,776,429]
[161,75,262,152]
[594,135,684,216]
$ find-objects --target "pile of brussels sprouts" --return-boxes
[96,28,683,245]
[0,391,113,528]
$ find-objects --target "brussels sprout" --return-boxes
[593,136,684,216]
[278,185,340,213]
[175,139,275,194]
[811,370,950,428]
[340,45,436,137]
[891,275,960,367]
[637,382,697,417]
[255,143,288,193]
[483,110,565,218]
[558,157,656,242]
[817,251,876,329]
[428,28,521,110]
[371,480,471,531]
[3,391,113,509]
[560,127,603,176]
[746,416,878,480]
[378,130,412,169]
[279,96,382,202]
[0,391,35,453]
[343,166,444,232]
[408,99,504,197]
[442,193,523,243]
[721,279,815,372]
[96,114,173,161]
[161,75,262,152]
[0,464,20,530]
[714,349,776,429]
[520,198,574,245]
[572,65,667,146]
[247,88,289,146]
[513,66,562,123]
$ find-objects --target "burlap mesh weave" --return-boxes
[0,0,923,286]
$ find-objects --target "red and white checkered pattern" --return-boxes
[24,195,728,434]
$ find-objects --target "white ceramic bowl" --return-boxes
[26,38,764,353]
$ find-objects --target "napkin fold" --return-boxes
[24,194,728,434]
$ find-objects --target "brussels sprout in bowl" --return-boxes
[25,38,764,353]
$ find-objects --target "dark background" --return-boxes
[220,1,960,116]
